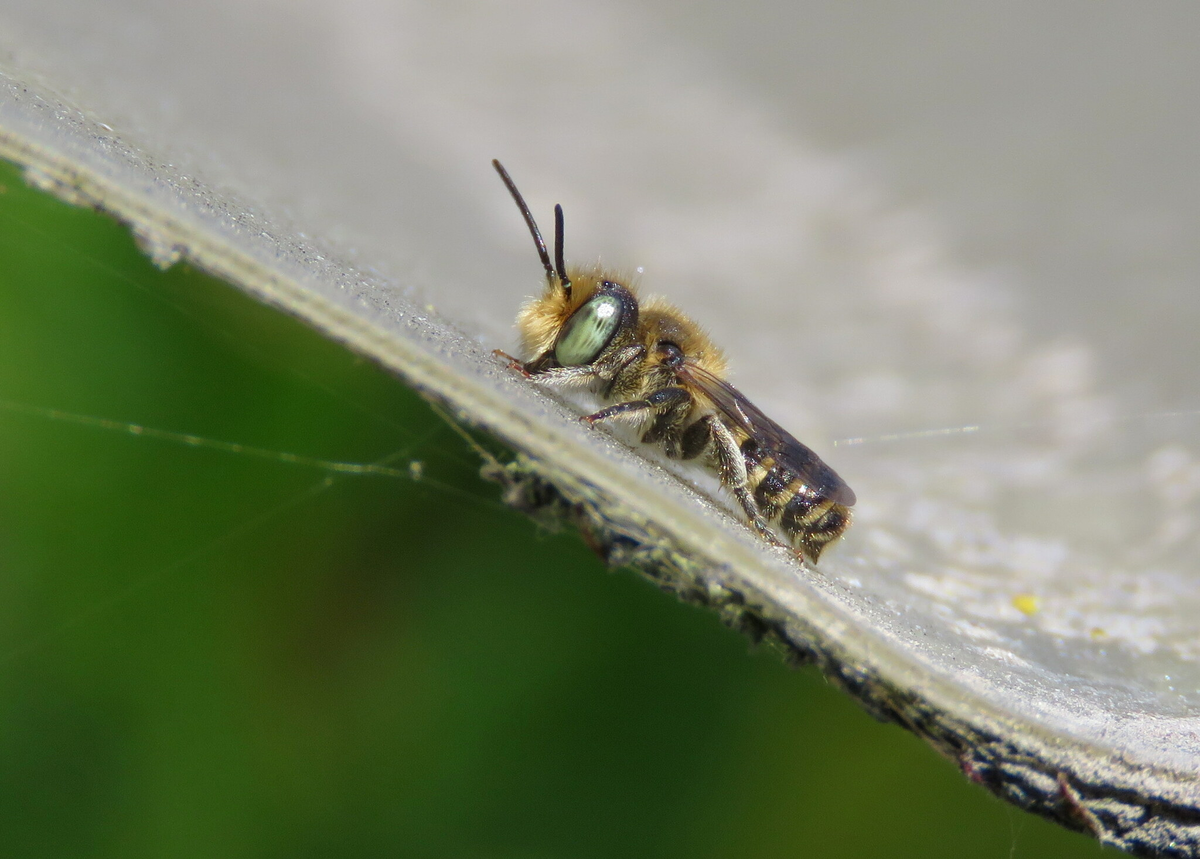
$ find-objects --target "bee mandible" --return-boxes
[492,160,855,562]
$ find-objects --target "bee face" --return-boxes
[493,160,854,563]
[529,275,640,368]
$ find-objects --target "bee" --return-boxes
[492,160,855,562]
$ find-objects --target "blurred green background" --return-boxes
[0,158,1102,858]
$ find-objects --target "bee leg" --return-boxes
[518,344,645,391]
[492,349,531,377]
[523,363,605,389]
[596,344,649,396]
[582,387,690,427]
[691,415,786,548]
[640,394,695,456]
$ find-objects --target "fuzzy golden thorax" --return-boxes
[516,263,637,359]
[637,296,728,379]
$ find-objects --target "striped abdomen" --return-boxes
[746,446,852,562]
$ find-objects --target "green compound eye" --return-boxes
[555,294,623,366]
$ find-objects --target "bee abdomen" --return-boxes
[779,493,851,562]
[752,464,794,519]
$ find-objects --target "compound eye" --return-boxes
[554,294,623,366]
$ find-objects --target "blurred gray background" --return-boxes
[1,1,1197,856]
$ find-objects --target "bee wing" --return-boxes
[678,362,857,507]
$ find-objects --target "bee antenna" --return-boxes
[553,204,572,296]
[492,159,570,298]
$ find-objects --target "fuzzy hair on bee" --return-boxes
[493,160,854,563]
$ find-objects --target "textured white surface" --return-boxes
[1,0,1198,845]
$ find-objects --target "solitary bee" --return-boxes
[493,160,855,562]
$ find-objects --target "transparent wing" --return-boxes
[678,362,856,507]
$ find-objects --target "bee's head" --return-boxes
[519,268,640,366]
[494,160,640,366]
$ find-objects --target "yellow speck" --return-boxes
[408,461,424,481]
[1090,626,1106,640]
[1012,594,1040,616]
